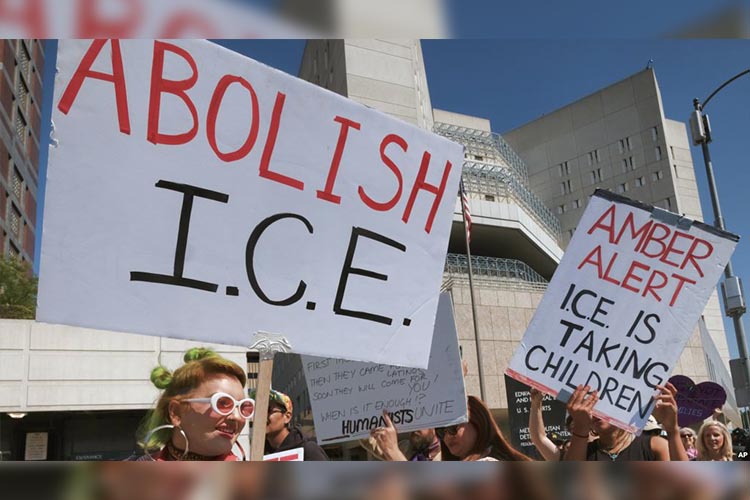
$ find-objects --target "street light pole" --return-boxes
[690,70,750,427]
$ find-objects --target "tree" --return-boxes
[0,255,37,319]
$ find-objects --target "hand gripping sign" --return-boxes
[37,40,463,369]
[506,190,738,432]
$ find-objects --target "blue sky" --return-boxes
[37,39,750,357]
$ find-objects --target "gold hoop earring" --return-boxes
[142,424,190,460]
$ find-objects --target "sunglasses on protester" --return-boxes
[183,392,255,419]
[436,424,464,440]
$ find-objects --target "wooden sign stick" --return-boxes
[249,332,292,461]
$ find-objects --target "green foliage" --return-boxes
[0,256,37,319]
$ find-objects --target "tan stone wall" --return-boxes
[449,283,543,409]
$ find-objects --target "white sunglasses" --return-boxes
[183,392,255,419]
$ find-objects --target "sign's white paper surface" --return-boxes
[38,40,463,368]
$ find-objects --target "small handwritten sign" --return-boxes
[302,293,467,445]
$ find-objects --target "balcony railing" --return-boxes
[444,254,548,292]
[462,160,562,243]
[433,122,528,183]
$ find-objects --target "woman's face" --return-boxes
[442,423,478,459]
[680,431,695,449]
[703,426,724,453]
[171,374,247,457]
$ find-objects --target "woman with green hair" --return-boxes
[136,347,254,461]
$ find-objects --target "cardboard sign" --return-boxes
[38,40,463,368]
[504,375,569,460]
[263,447,304,461]
[669,374,727,427]
[506,190,738,432]
[301,293,467,445]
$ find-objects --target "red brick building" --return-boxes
[0,39,44,264]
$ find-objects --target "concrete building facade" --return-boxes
[503,68,731,379]
[295,39,565,424]
[0,39,43,264]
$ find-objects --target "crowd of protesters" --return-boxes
[127,347,749,461]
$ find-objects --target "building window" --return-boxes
[594,149,601,162]
[484,194,495,202]
[590,168,602,183]
[635,176,645,187]
[9,206,21,237]
[655,146,662,161]
[14,108,27,145]
[621,157,635,173]
[17,41,31,78]
[587,151,593,166]
[573,199,582,209]
[558,161,570,177]
[670,146,675,159]
[651,126,659,142]
[663,198,673,211]
[626,137,633,150]
[560,179,572,195]
[11,167,22,200]
[617,182,629,194]
[618,139,625,154]
[651,170,664,181]
[556,204,566,215]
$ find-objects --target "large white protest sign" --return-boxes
[506,190,738,432]
[37,40,463,368]
[301,293,467,445]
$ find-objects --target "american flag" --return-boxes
[460,179,472,245]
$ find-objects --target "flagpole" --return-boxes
[460,178,486,402]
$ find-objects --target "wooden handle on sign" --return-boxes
[250,357,274,461]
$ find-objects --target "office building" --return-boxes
[504,68,731,376]
[0,39,43,264]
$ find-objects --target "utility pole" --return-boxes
[689,69,750,427]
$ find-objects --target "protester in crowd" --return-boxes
[529,388,561,461]
[135,347,252,461]
[642,415,666,437]
[697,420,733,461]
[529,388,598,461]
[371,396,530,461]
[680,427,699,460]
[529,388,573,461]
[439,396,532,461]
[261,388,329,461]
[405,428,442,461]
[363,427,442,461]
[564,382,688,461]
